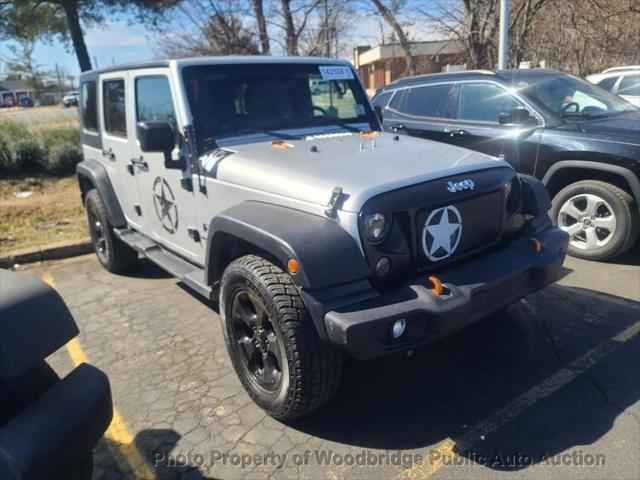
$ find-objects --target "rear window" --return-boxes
[389,84,457,118]
[103,79,127,137]
[596,76,618,92]
[81,81,97,132]
[618,74,640,96]
[372,91,393,108]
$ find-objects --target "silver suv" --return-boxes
[77,57,568,419]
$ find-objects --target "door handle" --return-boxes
[130,157,148,169]
[102,149,115,161]
[448,129,469,138]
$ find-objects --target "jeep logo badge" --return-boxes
[447,179,475,193]
[422,205,463,262]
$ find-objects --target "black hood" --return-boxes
[556,110,640,144]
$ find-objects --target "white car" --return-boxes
[586,66,640,106]
[62,91,79,107]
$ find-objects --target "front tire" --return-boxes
[220,255,342,420]
[550,180,639,260]
[85,189,138,273]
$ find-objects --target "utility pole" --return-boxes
[55,63,64,99]
[498,0,509,69]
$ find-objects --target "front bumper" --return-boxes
[323,227,568,359]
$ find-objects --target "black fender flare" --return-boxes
[541,160,640,209]
[76,159,127,227]
[205,202,370,291]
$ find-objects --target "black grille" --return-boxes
[416,191,503,267]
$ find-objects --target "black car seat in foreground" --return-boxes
[0,269,113,480]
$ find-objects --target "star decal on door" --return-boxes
[152,176,179,234]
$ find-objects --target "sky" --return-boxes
[0,20,156,79]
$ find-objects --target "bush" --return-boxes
[14,136,47,172]
[47,142,82,173]
[40,125,80,148]
[0,121,81,175]
[0,133,14,174]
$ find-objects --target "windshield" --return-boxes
[182,63,376,147]
[520,74,637,118]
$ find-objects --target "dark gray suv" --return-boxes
[373,69,640,261]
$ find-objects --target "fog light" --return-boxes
[391,318,406,339]
[375,257,391,277]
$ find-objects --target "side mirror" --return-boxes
[499,108,533,126]
[137,121,175,153]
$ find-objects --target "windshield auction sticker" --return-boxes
[319,65,354,80]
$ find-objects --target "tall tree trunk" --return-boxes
[252,0,270,55]
[370,0,415,76]
[60,0,92,71]
[281,0,298,55]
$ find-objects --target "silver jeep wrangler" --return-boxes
[77,57,569,419]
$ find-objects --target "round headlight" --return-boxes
[364,213,390,243]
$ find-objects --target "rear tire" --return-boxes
[220,255,343,420]
[550,180,639,261]
[85,189,138,273]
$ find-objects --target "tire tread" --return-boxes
[222,255,342,419]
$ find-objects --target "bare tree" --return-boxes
[158,1,259,57]
[418,0,500,69]
[525,0,640,74]
[298,0,354,57]
[270,0,322,55]
[252,0,271,54]
[508,0,553,67]
[369,0,416,75]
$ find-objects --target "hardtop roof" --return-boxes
[79,56,351,79]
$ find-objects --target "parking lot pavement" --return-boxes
[0,105,78,125]
[23,249,640,480]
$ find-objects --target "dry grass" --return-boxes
[0,176,88,256]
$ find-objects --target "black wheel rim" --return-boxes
[230,289,284,393]
[87,206,108,263]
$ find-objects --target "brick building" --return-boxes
[353,40,465,95]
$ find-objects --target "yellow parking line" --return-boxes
[399,318,640,480]
[42,271,156,480]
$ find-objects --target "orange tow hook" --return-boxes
[427,275,443,296]
[530,237,542,253]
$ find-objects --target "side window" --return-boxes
[457,83,524,123]
[401,84,457,118]
[81,81,97,132]
[135,76,176,123]
[388,89,407,111]
[596,76,618,92]
[372,91,392,109]
[618,74,640,96]
[103,79,127,137]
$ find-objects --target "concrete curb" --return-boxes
[0,238,92,268]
